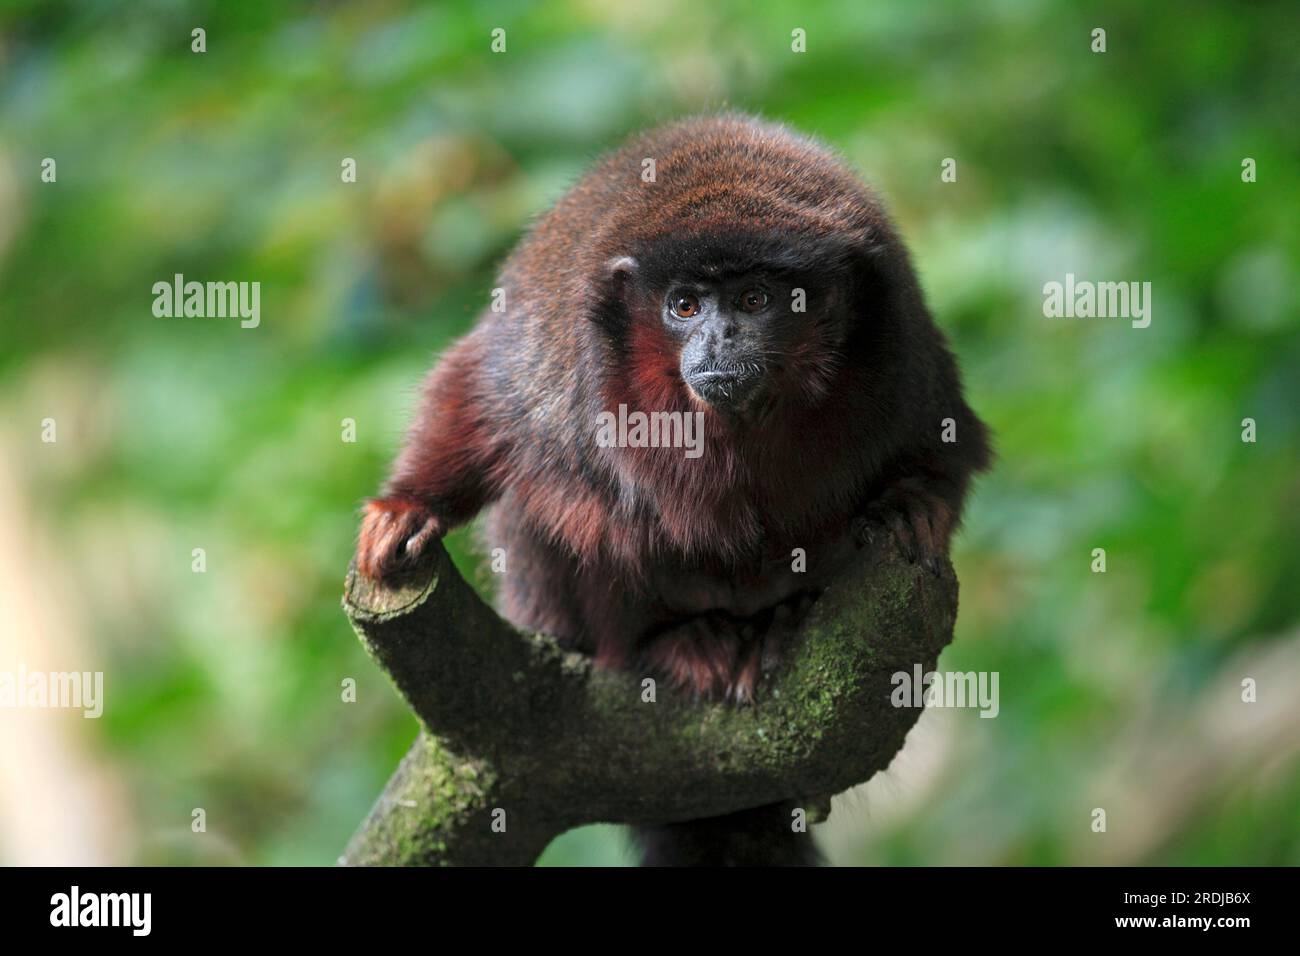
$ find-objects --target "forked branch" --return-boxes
[340,541,958,866]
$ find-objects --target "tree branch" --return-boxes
[339,540,958,866]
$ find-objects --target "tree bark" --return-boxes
[340,540,959,866]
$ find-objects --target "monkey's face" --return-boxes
[602,244,855,418]
[660,274,806,413]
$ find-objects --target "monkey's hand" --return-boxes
[853,478,955,571]
[356,496,444,581]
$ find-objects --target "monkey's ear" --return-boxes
[850,239,900,305]
[592,256,639,336]
[605,256,638,296]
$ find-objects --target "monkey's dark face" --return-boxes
[660,273,807,413]
[602,240,858,418]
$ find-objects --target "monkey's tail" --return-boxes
[631,801,823,867]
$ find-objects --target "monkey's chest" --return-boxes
[644,522,859,621]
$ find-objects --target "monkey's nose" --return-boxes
[685,366,761,409]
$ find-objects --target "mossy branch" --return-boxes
[339,540,958,866]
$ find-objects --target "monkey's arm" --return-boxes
[855,415,989,567]
[357,334,506,580]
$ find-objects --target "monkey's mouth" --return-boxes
[684,365,763,409]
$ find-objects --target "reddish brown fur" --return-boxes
[356,114,992,865]
[357,114,991,704]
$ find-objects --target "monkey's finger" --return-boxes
[400,513,444,562]
[886,510,917,563]
[759,629,783,676]
[732,646,761,704]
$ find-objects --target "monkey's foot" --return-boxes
[356,496,444,581]
[639,616,743,702]
[853,480,954,571]
[639,592,817,704]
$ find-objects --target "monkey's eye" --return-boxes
[671,293,701,318]
[737,289,769,313]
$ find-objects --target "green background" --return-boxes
[0,0,1296,865]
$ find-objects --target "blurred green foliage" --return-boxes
[0,0,1296,865]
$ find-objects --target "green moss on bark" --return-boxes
[340,542,957,866]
